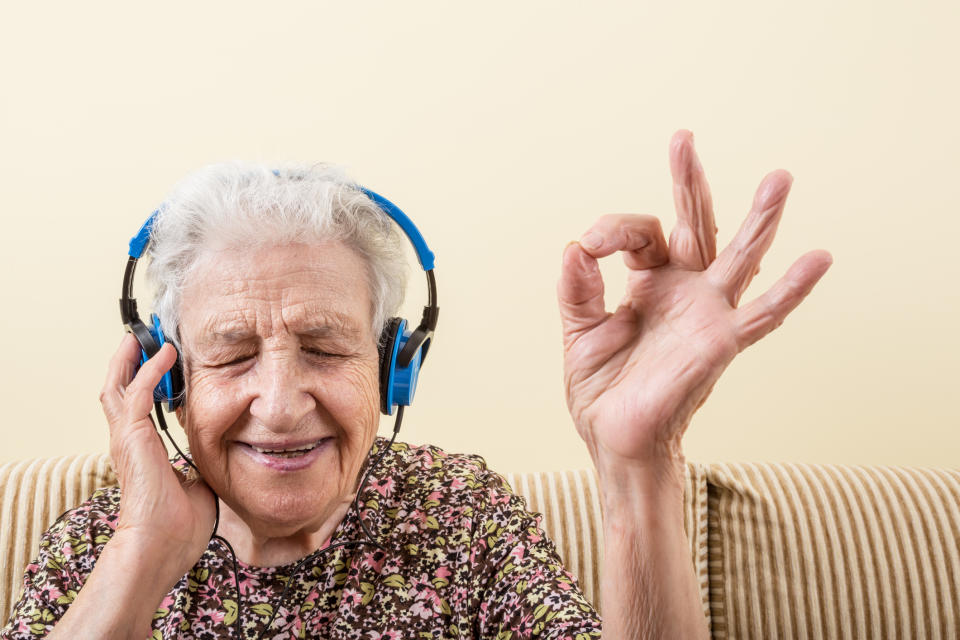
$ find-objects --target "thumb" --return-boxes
[557,242,607,340]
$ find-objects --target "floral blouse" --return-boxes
[2,440,602,639]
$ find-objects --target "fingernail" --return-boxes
[580,232,602,250]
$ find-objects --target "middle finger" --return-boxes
[667,130,718,271]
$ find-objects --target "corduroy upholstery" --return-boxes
[2,454,958,638]
[706,463,960,639]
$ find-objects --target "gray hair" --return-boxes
[144,162,409,351]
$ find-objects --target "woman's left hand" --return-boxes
[558,130,833,484]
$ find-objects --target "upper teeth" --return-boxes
[251,442,319,454]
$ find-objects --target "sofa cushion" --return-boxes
[0,453,116,621]
[706,463,960,639]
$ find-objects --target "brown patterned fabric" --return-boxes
[3,443,601,639]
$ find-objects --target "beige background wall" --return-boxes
[1,1,957,473]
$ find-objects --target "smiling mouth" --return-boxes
[246,439,329,458]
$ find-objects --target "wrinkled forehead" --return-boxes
[177,241,376,346]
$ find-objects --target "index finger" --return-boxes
[578,214,669,270]
[99,334,143,419]
[100,336,176,428]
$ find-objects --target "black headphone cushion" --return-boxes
[378,318,404,414]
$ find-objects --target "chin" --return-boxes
[223,443,353,536]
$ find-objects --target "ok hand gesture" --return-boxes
[558,130,833,484]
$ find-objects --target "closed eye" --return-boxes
[218,354,255,367]
[301,347,343,359]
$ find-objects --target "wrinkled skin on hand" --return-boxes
[558,130,833,487]
[99,335,216,573]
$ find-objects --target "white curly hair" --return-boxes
[144,162,409,350]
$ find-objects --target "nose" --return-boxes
[248,348,316,431]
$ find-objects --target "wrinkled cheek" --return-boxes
[332,369,381,481]
[180,379,242,488]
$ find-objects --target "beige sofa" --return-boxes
[2,454,958,638]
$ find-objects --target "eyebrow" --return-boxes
[201,315,364,344]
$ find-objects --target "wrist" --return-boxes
[590,443,686,512]
[107,528,197,594]
[48,532,191,640]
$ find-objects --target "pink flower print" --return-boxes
[396,521,417,534]
[409,600,435,619]
[409,574,442,610]
[449,476,466,491]
[341,588,362,607]
[434,566,451,581]
[234,574,260,598]
[363,550,386,572]
[488,488,511,505]
[510,544,527,562]
[195,606,225,624]
[372,476,395,497]
[426,490,442,502]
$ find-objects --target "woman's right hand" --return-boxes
[99,333,215,578]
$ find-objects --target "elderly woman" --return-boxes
[2,130,830,639]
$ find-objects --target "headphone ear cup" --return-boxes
[167,349,185,411]
[149,314,185,411]
[378,318,404,415]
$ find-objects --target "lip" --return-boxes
[235,437,333,472]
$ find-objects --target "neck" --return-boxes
[214,497,352,567]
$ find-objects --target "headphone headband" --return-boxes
[120,181,438,414]
[358,188,435,271]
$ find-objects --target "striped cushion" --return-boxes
[0,453,116,620]
[706,463,960,639]
[503,464,711,620]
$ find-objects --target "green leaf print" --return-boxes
[381,573,406,589]
[360,581,375,605]
[223,599,238,626]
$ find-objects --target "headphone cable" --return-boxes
[153,403,403,640]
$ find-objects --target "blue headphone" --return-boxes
[119,186,438,417]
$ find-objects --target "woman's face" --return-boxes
[176,241,381,538]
